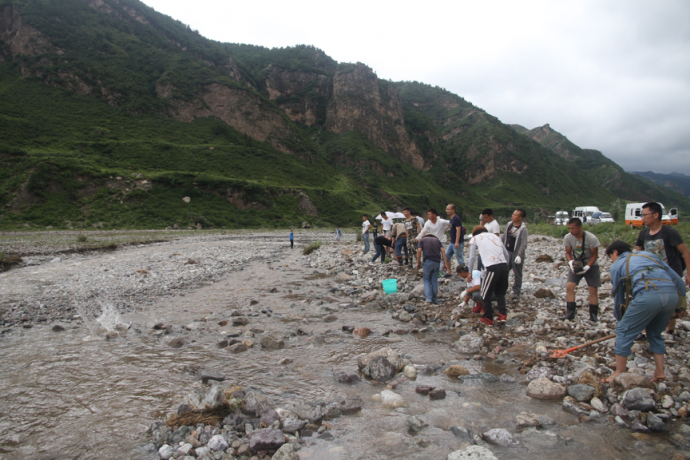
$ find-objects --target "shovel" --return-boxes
[548,334,616,359]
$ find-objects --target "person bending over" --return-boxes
[604,240,686,383]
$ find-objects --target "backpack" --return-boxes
[641,226,687,272]
[460,225,467,240]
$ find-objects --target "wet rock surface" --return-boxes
[1,231,689,459]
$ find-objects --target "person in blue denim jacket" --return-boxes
[605,240,687,383]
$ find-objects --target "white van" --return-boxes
[554,211,569,226]
[572,206,600,223]
[625,202,678,228]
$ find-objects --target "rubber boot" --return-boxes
[561,302,577,321]
[589,304,599,322]
[404,257,409,265]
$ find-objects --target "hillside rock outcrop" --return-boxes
[0,5,56,57]
[325,63,430,170]
[171,83,293,153]
[265,66,332,126]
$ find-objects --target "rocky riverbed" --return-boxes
[0,231,689,460]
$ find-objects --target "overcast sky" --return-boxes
[140,0,690,175]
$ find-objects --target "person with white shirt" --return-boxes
[380,211,393,237]
[457,265,487,313]
[361,215,371,253]
[481,208,500,235]
[467,226,510,326]
[415,208,450,247]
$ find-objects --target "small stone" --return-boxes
[51,325,65,332]
[207,435,229,452]
[353,327,371,338]
[335,372,360,384]
[398,311,412,322]
[158,444,174,460]
[526,378,566,400]
[415,385,433,395]
[622,388,655,412]
[483,428,518,447]
[232,317,249,326]
[615,416,629,427]
[661,395,674,409]
[612,373,654,392]
[271,442,299,460]
[445,365,470,377]
[515,412,539,432]
[228,343,248,353]
[407,415,428,433]
[646,412,669,432]
[567,384,596,402]
[533,289,556,299]
[201,371,225,384]
[261,336,285,350]
[342,325,355,333]
[168,338,185,348]
[369,355,397,381]
[323,314,338,323]
[429,388,447,400]
[447,446,498,460]
[379,390,405,407]
[403,365,417,379]
[279,358,293,365]
[631,421,651,433]
[590,397,606,412]
[249,429,286,451]
[455,332,484,354]
[450,426,472,441]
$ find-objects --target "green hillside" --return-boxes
[1,0,684,231]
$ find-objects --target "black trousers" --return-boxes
[480,263,509,319]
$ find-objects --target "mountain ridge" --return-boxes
[0,0,687,231]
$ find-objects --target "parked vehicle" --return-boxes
[589,211,615,225]
[572,206,600,223]
[554,211,569,226]
[624,202,678,228]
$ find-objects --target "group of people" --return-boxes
[359,202,689,383]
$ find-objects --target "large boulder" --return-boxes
[357,347,404,371]
[526,378,566,400]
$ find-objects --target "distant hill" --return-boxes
[0,0,687,231]
[632,172,690,197]
[510,124,689,208]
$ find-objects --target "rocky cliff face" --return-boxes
[0,5,55,57]
[169,83,293,153]
[325,63,430,170]
[460,139,528,185]
[265,65,332,126]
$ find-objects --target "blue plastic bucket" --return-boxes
[382,278,397,295]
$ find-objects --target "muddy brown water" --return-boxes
[0,236,677,459]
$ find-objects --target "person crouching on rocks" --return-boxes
[604,240,686,383]
[466,226,510,326]
[416,234,451,304]
[562,217,601,321]
[456,265,486,314]
[370,235,393,265]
